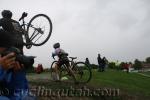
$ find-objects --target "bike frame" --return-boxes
[69,57,77,68]
[20,17,31,46]
[51,56,92,83]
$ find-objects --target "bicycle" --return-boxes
[18,12,52,49]
[50,57,92,84]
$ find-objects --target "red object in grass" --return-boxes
[35,64,43,74]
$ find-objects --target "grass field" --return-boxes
[27,69,150,100]
[140,71,150,76]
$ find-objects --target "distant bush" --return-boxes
[146,57,150,63]
[108,62,116,69]
[133,59,142,70]
[90,64,98,69]
[119,62,126,70]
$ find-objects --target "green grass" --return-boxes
[27,69,150,100]
[88,69,150,98]
[141,71,150,76]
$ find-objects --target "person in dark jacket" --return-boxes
[85,58,90,65]
[97,54,102,72]
[0,29,36,100]
[101,57,107,72]
[0,10,24,54]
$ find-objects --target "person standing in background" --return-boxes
[85,58,90,65]
[97,54,102,72]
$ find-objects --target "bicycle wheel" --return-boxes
[50,61,58,80]
[50,61,69,81]
[59,64,71,80]
[72,62,92,83]
[27,14,52,46]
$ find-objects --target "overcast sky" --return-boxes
[0,0,150,68]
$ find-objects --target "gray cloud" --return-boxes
[0,0,150,67]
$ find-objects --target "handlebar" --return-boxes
[19,12,28,21]
[52,54,55,60]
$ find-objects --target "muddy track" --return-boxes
[28,79,139,100]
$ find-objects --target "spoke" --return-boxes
[29,29,36,40]
[30,32,40,41]
[34,34,43,43]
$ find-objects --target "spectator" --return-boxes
[101,57,107,72]
[124,62,132,73]
[0,10,24,54]
[0,27,36,100]
[85,58,90,65]
[51,43,76,82]
[97,54,102,72]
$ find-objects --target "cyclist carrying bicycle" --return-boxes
[0,10,24,54]
[52,43,76,81]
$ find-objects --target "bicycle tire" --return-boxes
[50,61,58,70]
[50,61,58,80]
[72,62,92,83]
[27,14,52,46]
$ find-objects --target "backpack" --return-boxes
[11,20,24,48]
[11,21,22,32]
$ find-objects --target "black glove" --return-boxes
[52,53,55,60]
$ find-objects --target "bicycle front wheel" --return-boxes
[27,14,52,46]
[72,62,92,83]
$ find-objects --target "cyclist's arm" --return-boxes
[52,52,56,59]
[0,19,3,27]
[11,19,24,33]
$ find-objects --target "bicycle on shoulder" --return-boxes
[50,56,92,84]
[18,12,52,49]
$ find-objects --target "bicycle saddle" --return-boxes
[69,57,77,60]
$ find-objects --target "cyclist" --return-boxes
[0,10,24,54]
[52,43,76,81]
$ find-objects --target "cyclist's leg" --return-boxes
[52,62,60,81]
[65,61,77,83]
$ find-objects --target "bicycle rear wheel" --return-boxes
[27,14,52,46]
[72,62,92,83]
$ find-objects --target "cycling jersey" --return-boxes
[52,48,69,66]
